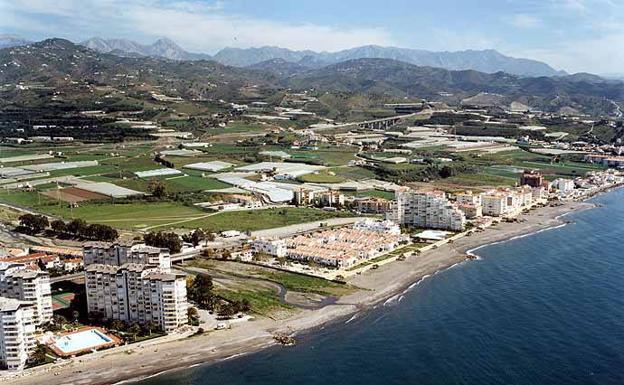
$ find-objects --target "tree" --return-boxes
[188,307,199,324]
[50,219,67,234]
[30,344,49,365]
[66,218,88,237]
[109,320,126,332]
[18,214,49,234]
[183,229,206,247]
[143,320,158,336]
[128,322,142,341]
[87,223,118,242]
[240,299,251,313]
[148,178,167,198]
[187,274,214,309]
[144,231,182,253]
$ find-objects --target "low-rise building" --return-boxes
[353,219,401,235]
[355,197,393,214]
[251,239,287,258]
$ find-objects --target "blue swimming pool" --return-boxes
[53,328,113,354]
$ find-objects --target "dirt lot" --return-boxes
[42,187,108,203]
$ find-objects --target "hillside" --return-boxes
[285,59,623,116]
[0,38,277,101]
[1,40,623,116]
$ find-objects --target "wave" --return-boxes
[466,222,569,259]
[345,314,359,324]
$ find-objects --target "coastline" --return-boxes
[5,196,604,385]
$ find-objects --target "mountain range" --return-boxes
[78,37,564,77]
[0,38,621,116]
[0,35,568,77]
[80,37,212,61]
[0,34,33,49]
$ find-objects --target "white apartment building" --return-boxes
[456,191,483,206]
[387,190,466,231]
[251,239,287,257]
[83,242,171,270]
[0,263,52,326]
[85,264,188,333]
[551,178,575,196]
[482,188,533,217]
[482,193,507,216]
[353,219,401,235]
[0,297,35,371]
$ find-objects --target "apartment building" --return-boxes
[85,264,187,333]
[456,191,484,219]
[520,169,544,188]
[83,242,171,270]
[355,197,393,214]
[0,298,35,371]
[387,190,466,231]
[251,239,287,257]
[0,263,52,326]
[482,188,533,217]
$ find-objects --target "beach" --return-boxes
[6,199,596,385]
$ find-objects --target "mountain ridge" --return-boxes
[79,37,565,77]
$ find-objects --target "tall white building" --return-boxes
[83,242,171,270]
[387,190,466,231]
[0,263,52,326]
[0,297,35,371]
[85,264,188,333]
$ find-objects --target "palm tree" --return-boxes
[144,321,158,336]
[128,323,142,341]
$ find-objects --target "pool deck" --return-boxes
[48,327,122,358]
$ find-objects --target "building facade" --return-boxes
[83,242,171,270]
[85,264,187,333]
[387,190,466,231]
[0,298,35,371]
[0,263,52,326]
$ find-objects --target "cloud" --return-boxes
[507,14,541,29]
[0,0,394,52]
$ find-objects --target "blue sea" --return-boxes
[140,189,624,385]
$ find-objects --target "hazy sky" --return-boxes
[1,0,623,74]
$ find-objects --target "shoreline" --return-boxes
[5,193,608,385]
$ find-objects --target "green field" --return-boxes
[298,171,346,183]
[254,270,355,296]
[214,288,291,316]
[173,207,355,232]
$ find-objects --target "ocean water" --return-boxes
[140,189,624,385]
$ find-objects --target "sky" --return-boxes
[0,0,623,74]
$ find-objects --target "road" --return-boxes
[250,216,369,238]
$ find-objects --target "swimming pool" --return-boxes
[52,328,114,354]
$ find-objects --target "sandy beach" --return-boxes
[5,199,596,385]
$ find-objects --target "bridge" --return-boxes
[311,113,416,132]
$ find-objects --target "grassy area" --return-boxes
[298,171,346,183]
[343,190,396,200]
[0,205,21,223]
[178,207,355,232]
[214,288,292,316]
[254,270,355,296]
[116,176,231,193]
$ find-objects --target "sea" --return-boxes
[139,189,624,385]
